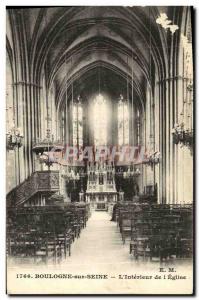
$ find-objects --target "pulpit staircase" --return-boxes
[6,171,59,206]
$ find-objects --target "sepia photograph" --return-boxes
[5,5,194,295]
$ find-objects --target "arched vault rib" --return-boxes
[32,10,167,88]
[56,61,145,115]
[47,36,149,91]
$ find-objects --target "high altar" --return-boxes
[85,162,118,211]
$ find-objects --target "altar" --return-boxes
[85,163,118,211]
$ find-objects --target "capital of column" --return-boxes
[157,76,190,84]
[13,81,42,89]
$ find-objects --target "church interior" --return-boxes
[6,7,193,267]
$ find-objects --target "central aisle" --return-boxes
[66,211,130,265]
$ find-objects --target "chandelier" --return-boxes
[172,32,193,153]
[172,83,193,151]
[61,165,86,182]
[171,122,193,148]
[6,127,23,150]
[143,151,160,167]
[65,168,80,181]
[123,166,141,178]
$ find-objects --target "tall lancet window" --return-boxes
[118,94,129,145]
[73,96,83,147]
[92,94,108,146]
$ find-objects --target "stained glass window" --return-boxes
[73,97,83,147]
[92,94,108,146]
[118,95,129,145]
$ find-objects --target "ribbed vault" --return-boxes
[7,6,178,111]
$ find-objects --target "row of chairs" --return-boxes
[116,203,193,261]
[7,203,90,264]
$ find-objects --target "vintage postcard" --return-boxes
[6,6,194,295]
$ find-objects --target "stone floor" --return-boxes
[63,211,131,267]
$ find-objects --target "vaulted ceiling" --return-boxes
[6,6,183,109]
